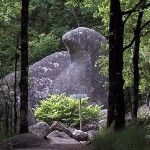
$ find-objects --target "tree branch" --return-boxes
[71,7,80,27]
[140,20,150,31]
[123,36,135,51]
[122,1,149,15]
[124,1,149,50]
[123,1,150,24]
[140,30,150,37]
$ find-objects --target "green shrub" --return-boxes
[92,126,150,150]
[29,33,60,64]
[33,94,102,127]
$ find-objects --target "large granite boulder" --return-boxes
[28,51,70,107]
[52,27,107,106]
[0,27,107,109]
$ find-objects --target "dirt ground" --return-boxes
[0,133,92,150]
[15,143,91,150]
[0,143,91,150]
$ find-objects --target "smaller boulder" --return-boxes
[98,119,107,129]
[47,130,79,144]
[50,121,88,141]
[82,121,99,132]
[0,133,51,149]
[29,122,50,138]
[71,129,88,141]
[99,109,107,119]
[87,130,99,141]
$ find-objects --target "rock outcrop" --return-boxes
[0,27,108,109]
[52,27,107,106]
[28,121,98,142]
[28,51,70,107]
[50,121,88,141]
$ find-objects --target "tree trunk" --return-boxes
[107,0,125,130]
[107,0,115,128]
[14,52,18,133]
[132,1,144,118]
[19,0,29,134]
[14,34,20,133]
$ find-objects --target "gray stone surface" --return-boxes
[53,27,107,106]
[0,27,108,108]
[98,119,107,129]
[47,130,79,144]
[50,121,88,141]
[29,122,50,138]
[0,133,51,149]
[0,133,90,150]
[99,109,107,120]
[82,121,99,132]
[87,130,98,141]
[28,51,70,107]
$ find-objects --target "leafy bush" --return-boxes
[29,33,60,64]
[34,94,102,127]
[92,126,150,150]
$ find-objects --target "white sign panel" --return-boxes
[70,94,87,100]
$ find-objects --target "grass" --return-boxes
[92,126,150,150]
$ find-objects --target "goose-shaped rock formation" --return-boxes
[52,27,107,106]
[0,27,108,109]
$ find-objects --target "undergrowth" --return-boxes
[92,126,150,150]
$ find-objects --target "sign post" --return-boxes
[79,98,82,130]
[70,94,87,131]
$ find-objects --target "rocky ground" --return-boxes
[0,133,91,150]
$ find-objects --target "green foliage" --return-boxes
[0,0,21,78]
[66,0,103,31]
[92,126,150,150]
[92,0,150,98]
[34,94,102,127]
[0,0,93,77]
[0,0,103,77]
[29,33,60,64]
[126,118,150,128]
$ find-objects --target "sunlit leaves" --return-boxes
[34,94,102,127]
[29,33,60,64]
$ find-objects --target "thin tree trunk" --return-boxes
[14,34,20,133]
[14,52,18,133]
[132,1,144,118]
[127,87,132,108]
[19,0,29,134]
